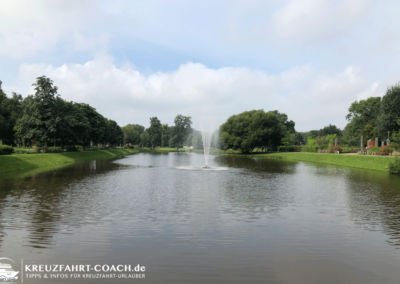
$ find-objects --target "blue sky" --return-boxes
[1,0,400,131]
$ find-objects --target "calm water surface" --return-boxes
[0,152,400,283]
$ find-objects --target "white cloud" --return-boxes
[270,0,371,44]
[12,55,383,131]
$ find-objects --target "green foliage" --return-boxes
[140,131,150,147]
[148,117,162,149]
[363,124,377,139]
[174,114,192,150]
[0,145,14,155]
[281,133,296,146]
[278,145,303,152]
[15,76,61,147]
[161,123,169,147]
[302,137,319,152]
[122,124,140,145]
[345,97,381,139]
[370,147,380,153]
[387,157,400,174]
[219,109,286,154]
[65,145,78,152]
[0,81,23,145]
[377,83,400,137]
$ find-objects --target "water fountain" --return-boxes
[174,131,228,171]
[201,131,211,168]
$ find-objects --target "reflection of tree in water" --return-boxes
[345,171,400,246]
[303,164,400,247]
[0,160,123,250]
[213,156,299,221]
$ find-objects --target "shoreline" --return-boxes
[0,148,139,174]
[254,152,393,172]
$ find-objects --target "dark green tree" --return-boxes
[174,114,192,150]
[78,104,106,147]
[345,96,381,140]
[122,124,140,146]
[132,124,145,135]
[0,81,23,145]
[15,76,61,147]
[140,130,150,147]
[219,109,286,153]
[148,117,162,149]
[161,123,169,147]
[377,83,400,138]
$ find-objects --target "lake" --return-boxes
[0,152,400,283]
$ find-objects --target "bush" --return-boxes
[76,145,83,151]
[387,157,400,174]
[0,145,14,155]
[329,145,343,153]
[278,145,303,152]
[64,145,77,152]
[46,147,63,153]
[14,148,36,154]
[379,145,392,155]
[370,147,380,153]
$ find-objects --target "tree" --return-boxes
[132,124,145,135]
[174,114,192,150]
[345,97,381,137]
[219,109,286,153]
[281,133,296,147]
[78,104,106,147]
[148,117,162,149]
[122,124,140,146]
[15,76,61,147]
[377,83,400,137]
[0,81,23,145]
[140,130,150,148]
[161,123,169,147]
[105,119,123,146]
[273,110,296,133]
[56,99,90,147]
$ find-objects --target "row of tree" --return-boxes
[343,83,400,143]
[122,115,193,150]
[0,76,124,148]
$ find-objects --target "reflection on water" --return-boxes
[0,153,400,283]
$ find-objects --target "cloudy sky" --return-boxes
[1,0,400,131]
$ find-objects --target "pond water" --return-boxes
[0,152,400,283]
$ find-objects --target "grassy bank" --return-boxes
[256,152,393,172]
[137,147,190,153]
[0,148,139,173]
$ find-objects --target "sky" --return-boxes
[1,0,400,131]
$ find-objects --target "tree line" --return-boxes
[0,76,123,149]
[122,115,193,150]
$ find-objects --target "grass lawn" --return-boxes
[256,152,394,172]
[0,148,138,173]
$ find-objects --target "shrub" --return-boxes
[46,147,63,153]
[370,147,380,153]
[33,147,41,153]
[0,145,14,155]
[329,145,343,153]
[65,145,77,152]
[387,157,400,174]
[379,145,392,155]
[75,145,83,151]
